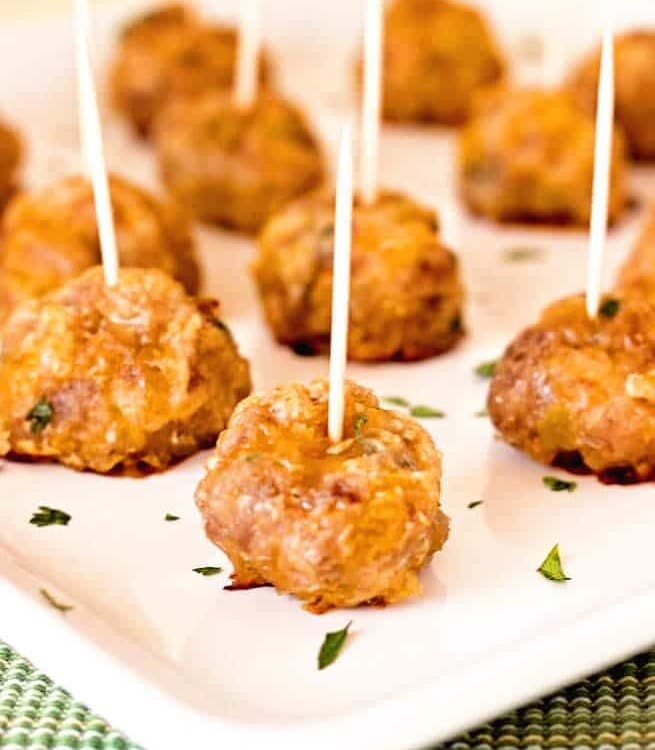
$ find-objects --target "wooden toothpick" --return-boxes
[585,30,615,319]
[73,0,119,287]
[328,124,354,444]
[234,0,261,110]
[360,0,383,204]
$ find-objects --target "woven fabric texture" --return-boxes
[2,639,655,749]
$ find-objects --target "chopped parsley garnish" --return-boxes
[467,501,483,509]
[537,544,570,582]
[353,414,368,437]
[165,513,180,522]
[30,506,71,528]
[245,452,263,462]
[318,621,351,670]
[504,246,542,263]
[193,566,222,577]
[475,360,497,379]
[543,475,577,493]
[383,396,411,408]
[474,409,489,418]
[40,588,73,613]
[409,405,445,419]
[27,398,54,434]
[599,297,620,319]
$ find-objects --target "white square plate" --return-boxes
[2,4,655,750]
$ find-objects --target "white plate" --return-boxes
[3,5,655,750]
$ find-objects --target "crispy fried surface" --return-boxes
[381,0,504,124]
[0,269,29,328]
[567,31,655,161]
[0,175,200,302]
[110,3,269,137]
[0,118,22,213]
[0,267,251,474]
[254,191,464,361]
[195,379,449,612]
[155,93,325,233]
[458,87,628,225]
[488,294,655,482]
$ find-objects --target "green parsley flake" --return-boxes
[245,452,263,462]
[537,544,570,582]
[165,513,180,522]
[193,566,222,577]
[599,297,620,319]
[382,396,411,408]
[503,246,542,263]
[40,588,73,613]
[318,621,352,670]
[30,506,71,528]
[475,360,497,378]
[474,409,489,418]
[467,501,484,509]
[409,405,445,419]
[543,475,577,493]
[27,398,54,434]
[353,414,368,437]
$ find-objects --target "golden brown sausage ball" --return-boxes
[381,0,504,124]
[458,87,628,225]
[0,269,29,327]
[0,118,22,213]
[110,3,269,137]
[254,191,464,361]
[155,92,325,233]
[0,175,200,301]
[567,31,655,161]
[0,267,251,474]
[616,205,655,298]
[488,293,655,483]
[195,379,449,613]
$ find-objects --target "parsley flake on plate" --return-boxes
[40,588,73,613]
[193,566,222,577]
[537,544,570,582]
[26,398,54,434]
[165,513,180,522]
[382,396,411,408]
[318,621,352,670]
[475,360,497,379]
[467,501,484,509]
[409,405,445,419]
[543,475,577,493]
[474,409,489,418]
[503,246,543,263]
[30,506,71,528]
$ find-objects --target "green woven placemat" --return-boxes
[2,639,655,749]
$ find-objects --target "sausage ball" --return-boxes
[254,191,464,361]
[195,379,450,613]
[488,293,655,483]
[0,175,200,302]
[0,267,251,474]
[616,205,655,298]
[0,270,29,328]
[381,0,504,124]
[155,92,325,233]
[110,3,269,137]
[458,87,628,225]
[567,31,655,161]
[0,117,22,213]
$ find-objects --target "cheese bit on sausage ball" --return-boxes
[0,175,200,302]
[0,267,251,474]
[616,205,655,299]
[381,0,504,125]
[567,31,655,161]
[110,3,270,137]
[488,293,655,484]
[253,191,464,361]
[155,92,325,233]
[195,379,449,613]
[0,117,22,213]
[459,87,628,226]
